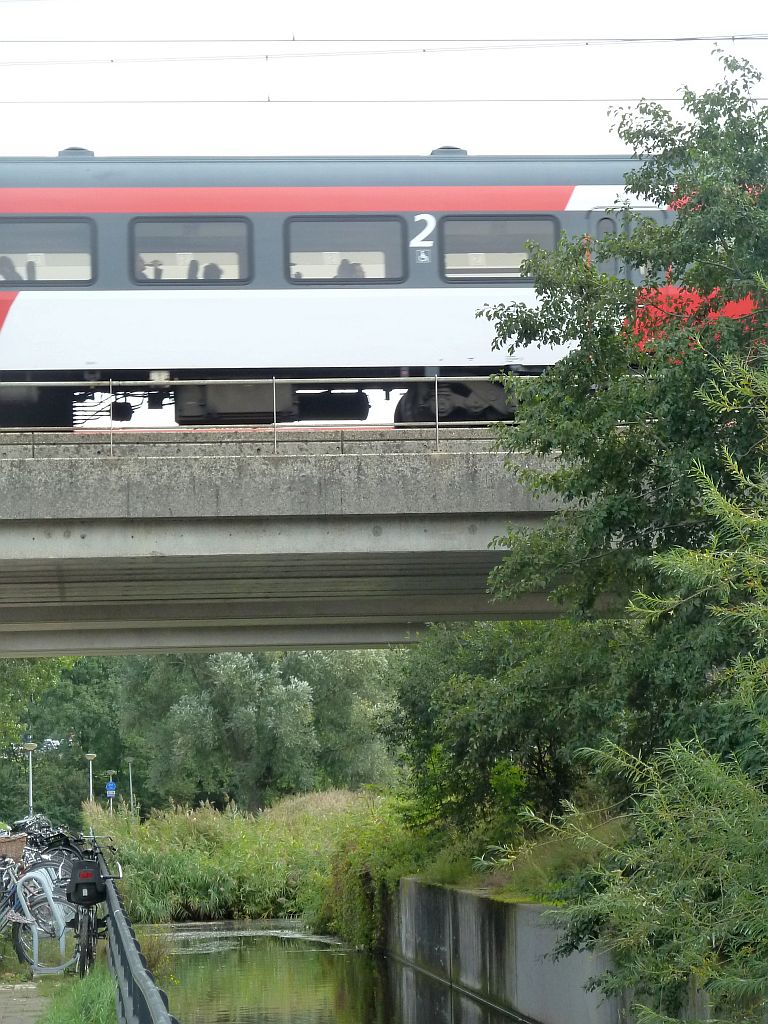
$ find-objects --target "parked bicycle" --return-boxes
[0,827,121,976]
[65,835,121,977]
[0,836,78,973]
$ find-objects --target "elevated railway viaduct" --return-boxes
[0,427,558,656]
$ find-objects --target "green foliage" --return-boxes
[93,794,468,950]
[485,52,768,616]
[541,744,768,1023]
[113,650,394,811]
[321,797,432,948]
[461,56,768,1020]
[0,658,68,749]
[388,619,627,827]
[38,964,117,1024]
[0,931,31,981]
[94,793,371,925]
[469,55,768,769]
[279,650,395,789]
[533,358,768,1021]
[478,808,628,906]
[0,649,396,823]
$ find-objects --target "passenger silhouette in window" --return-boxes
[136,255,163,281]
[0,256,23,282]
[335,259,366,280]
[335,258,355,279]
[202,262,223,281]
[187,259,200,280]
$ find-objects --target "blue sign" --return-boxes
[105,780,117,798]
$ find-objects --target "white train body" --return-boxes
[0,149,644,426]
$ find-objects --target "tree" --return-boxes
[113,650,396,810]
[0,657,95,828]
[387,620,626,830]
[279,650,395,789]
[480,52,768,751]
[545,358,768,1023]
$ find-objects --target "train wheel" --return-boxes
[393,387,430,424]
[394,384,513,424]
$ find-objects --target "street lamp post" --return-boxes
[22,742,37,817]
[126,758,135,815]
[85,753,96,803]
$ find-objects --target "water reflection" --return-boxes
[151,920,517,1024]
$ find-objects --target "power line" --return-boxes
[0,36,765,69]
[0,33,765,44]
[1,96,767,105]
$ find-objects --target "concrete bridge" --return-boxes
[0,427,557,655]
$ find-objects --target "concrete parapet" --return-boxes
[390,880,619,1024]
[0,451,555,521]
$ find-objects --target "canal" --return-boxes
[151,919,517,1024]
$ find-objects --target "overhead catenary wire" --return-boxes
[0,36,764,69]
[2,97,767,105]
[0,33,765,45]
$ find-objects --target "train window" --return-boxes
[0,219,93,284]
[596,217,619,275]
[131,219,250,284]
[441,217,557,280]
[287,219,405,283]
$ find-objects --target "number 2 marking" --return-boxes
[410,214,436,248]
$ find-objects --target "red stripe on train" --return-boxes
[0,291,17,331]
[0,185,575,214]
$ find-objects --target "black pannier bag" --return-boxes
[66,858,107,906]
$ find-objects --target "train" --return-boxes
[0,147,651,427]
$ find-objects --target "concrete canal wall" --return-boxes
[388,878,621,1024]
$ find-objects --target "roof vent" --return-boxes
[430,146,468,156]
[57,147,95,158]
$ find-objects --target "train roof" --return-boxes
[0,150,640,189]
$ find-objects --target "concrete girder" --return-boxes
[0,440,559,654]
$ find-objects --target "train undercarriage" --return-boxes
[0,374,515,428]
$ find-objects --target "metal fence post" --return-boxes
[434,375,440,451]
[272,377,277,454]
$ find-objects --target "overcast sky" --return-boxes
[0,0,765,159]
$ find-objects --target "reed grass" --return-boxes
[90,792,376,925]
[88,792,600,946]
[38,964,116,1024]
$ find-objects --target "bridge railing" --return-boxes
[0,373,516,452]
[100,853,181,1024]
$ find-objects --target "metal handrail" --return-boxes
[0,373,506,388]
[0,371,517,452]
[100,853,180,1024]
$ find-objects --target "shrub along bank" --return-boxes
[93,790,609,949]
[93,793,440,945]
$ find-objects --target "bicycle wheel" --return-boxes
[12,893,77,971]
[77,908,96,977]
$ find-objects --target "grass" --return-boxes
[87,793,625,948]
[0,932,32,982]
[89,792,375,925]
[37,964,116,1024]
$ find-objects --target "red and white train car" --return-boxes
[0,147,643,426]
